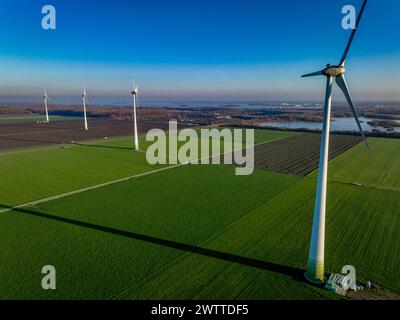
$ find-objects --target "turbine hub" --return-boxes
[322,65,345,77]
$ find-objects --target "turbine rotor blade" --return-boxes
[335,75,369,149]
[301,70,323,78]
[339,0,368,66]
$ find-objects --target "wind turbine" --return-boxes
[302,0,369,284]
[82,86,89,131]
[43,89,50,123]
[131,81,139,150]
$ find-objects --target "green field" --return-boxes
[0,165,300,299]
[126,178,400,299]
[325,137,400,191]
[0,138,161,206]
[251,128,296,144]
[0,129,399,299]
[0,129,294,206]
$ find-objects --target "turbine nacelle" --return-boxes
[131,82,139,96]
[322,65,346,77]
[82,86,87,99]
[301,65,345,78]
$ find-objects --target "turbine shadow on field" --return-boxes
[3,204,305,281]
[74,142,133,151]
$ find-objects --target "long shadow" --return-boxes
[73,142,134,151]
[2,204,305,282]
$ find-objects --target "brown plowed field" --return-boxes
[254,133,362,176]
[0,119,188,152]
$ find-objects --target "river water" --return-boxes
[260,116,400,133]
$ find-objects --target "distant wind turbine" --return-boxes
[131,81,139,150]
[43,89,50,123]
[82,86,89,131]
[302,0,369,283]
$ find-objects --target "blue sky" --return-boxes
[0,0,399,103]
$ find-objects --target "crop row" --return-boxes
[252,133,362,176]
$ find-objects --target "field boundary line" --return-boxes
[0,134,291,216]
[0,164,181,216]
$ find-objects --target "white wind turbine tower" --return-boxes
[82,86,89,131]
[131,81,139,150]
[43,89,50,123]
[302,0,369,283]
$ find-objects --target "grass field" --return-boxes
[125,178,400,299]
[0,128,399,299]
[0,165,300,299]
[0,137,160,206]
[250,128,296,144]
[325,137,400,191]
[0,128,294,206]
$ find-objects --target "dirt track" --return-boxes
[0,119,186,152]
